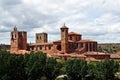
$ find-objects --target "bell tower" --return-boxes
[10,26,27,53]
[36,32,48,43]
[60,24,69,53]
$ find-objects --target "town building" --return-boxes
[10,25,110,61]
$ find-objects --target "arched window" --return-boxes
[70,36,72,40]
[37,36,38,40]
[11,34,14,40]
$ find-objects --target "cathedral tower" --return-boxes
[10,26,27,53]
[36,32,48,43]
[60,24,69,53]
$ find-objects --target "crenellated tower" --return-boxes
[36,32,48,43]
[10,26,27,53]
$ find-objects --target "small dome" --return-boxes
[69,32,81,35]
[60,23,68,29]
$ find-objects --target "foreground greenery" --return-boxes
[0,51,119,80]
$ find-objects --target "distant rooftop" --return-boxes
[68,32,81,35]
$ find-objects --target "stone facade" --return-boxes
[36,32,48,43]
[10,27,27,53]
[10,25,112,61]
[61,26,69,53]
[10,25,97,54]
[85,53,110,60]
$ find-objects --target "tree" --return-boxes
[98,46,103,52]
[0,51,25,80]
[0,51,47,80]
[44,58,62,80]
[66,59,87,80]
[0,51,10,80]
[24,52,47,80]
[94,59,119,80]
[56,59,66,74]
[87,62,96,80]
[6,54,25,80]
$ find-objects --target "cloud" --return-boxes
[0,0,120,44]
[0,0,21,7]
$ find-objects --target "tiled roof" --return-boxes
[68,40,74,42]
[116,52,120,55]
[53,40,61,43]
[84,52,110,55]
[110,54,120,59]
[29,42,53,46]
[12,50,29,54]
[80,40,96,42]
[53,40,74,43]
[51,53,86,58]
[86,57,99,61]
[68,32,81,35]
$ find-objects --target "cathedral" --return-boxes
[10,25,97,54]
[10,25,112,60]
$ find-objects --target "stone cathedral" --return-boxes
[10,25,97,55]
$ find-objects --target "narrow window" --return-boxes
[37,36,38,40]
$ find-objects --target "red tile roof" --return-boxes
[110,54,120,59]
[116,52,120,55]
[86,57,100,61]
[29,42,53,46]
[68,32,81,35]
[53,40,74,43]
[51,53,86,58]
[84,52,110,55]
[79,40,97,43]
[53,40,61,43]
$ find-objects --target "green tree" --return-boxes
[98,46,102,52]
[56,59,66,74]
[87,62,96,80]
[24,52,47,80]
[44,58,62,80]
[66,59,87,80]
[0,51,10,80]
[94,60,119,80]
[6,54,25,80]
[0,51,25,80]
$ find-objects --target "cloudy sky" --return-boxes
[0,0,120,44]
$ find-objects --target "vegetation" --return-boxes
[0,51,119,80]
[0,44,10,51]
[66,59,87,80]
[97,43,120,53]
